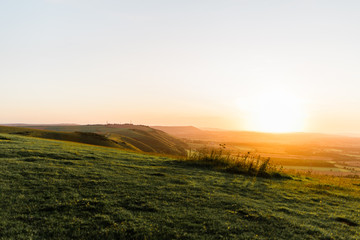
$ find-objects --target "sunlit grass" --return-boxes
[0,134,359,239]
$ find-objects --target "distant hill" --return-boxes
[1,123,79,127]
[151,126,360,147]
[152,126,207,138]
[14,124,188,156]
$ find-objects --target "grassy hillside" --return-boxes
[0,133,359,239]
[0,125,132,150]
[24,124,188,156]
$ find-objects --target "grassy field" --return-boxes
[0,134,359,239]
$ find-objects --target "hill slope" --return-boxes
[0,124,188,156]
[0,133,359,239]
[0,125,130,149]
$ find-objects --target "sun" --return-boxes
[238,89,307,133]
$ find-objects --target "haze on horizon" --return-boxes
[1,0,360,135]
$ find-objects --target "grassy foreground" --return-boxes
[0,134,359,239]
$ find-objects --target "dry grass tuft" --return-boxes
[185,148,287,178]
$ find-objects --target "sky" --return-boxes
[1,0,360,134]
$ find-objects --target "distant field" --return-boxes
[183,139,360,176]
[154,126,360,176]
[0,134,359,239]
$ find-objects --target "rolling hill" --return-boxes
[0,125,127,149]
[1,124,188,156]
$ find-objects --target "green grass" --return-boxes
[0,134,359,239]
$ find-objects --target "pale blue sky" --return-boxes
[1,0,360,133]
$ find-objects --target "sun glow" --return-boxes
[238,89,307,133]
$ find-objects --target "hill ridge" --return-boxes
[0,124,188,156]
